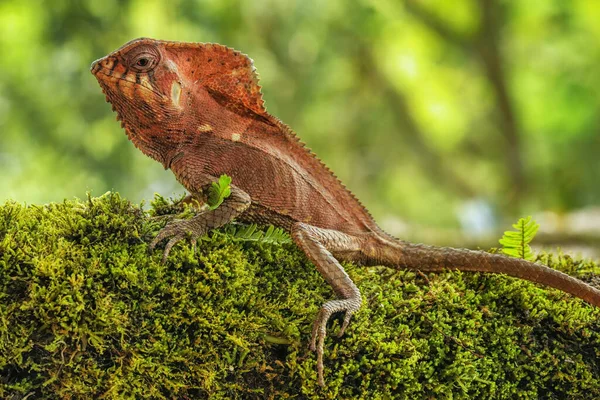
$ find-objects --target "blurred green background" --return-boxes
[1,0,599,249]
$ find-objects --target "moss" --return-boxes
[1,193,599,399]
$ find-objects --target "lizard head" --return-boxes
[91,38,267,163]
[90,38,186,161]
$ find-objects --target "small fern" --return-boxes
[499,216,540,261]
[207,175,232,210]
[203,173,290,244]
[224,223,291,245]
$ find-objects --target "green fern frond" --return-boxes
[207,175,232,210]
[224,223,291,245]
[499,216,540,261]
[204,173,290,244]
[260,225,292,244]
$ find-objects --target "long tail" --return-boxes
[373,238,600,307]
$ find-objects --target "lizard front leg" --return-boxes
[291,222,363,386]
[149,182,251,262]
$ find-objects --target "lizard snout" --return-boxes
[90,56,115,75]
[90,58,102,74]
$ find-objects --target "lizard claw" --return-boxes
[149,219,204,262]
[337,310,354,338]
[309,297,361,386]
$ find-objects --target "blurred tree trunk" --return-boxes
[403,0,525,211]
[358,46,477,198]
[476,0,524,206]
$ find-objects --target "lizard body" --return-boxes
[91,38,600,386]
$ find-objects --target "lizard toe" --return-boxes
[150,220,181,249]
[310,297,362,386]
[310,307,329,352]
[148,235,162,253]
[150,219,207,262]
[337,309,355,338]
[162,232,187,262]
[149,219,189,256]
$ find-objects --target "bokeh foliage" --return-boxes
[0,0,599,232]
[1,194,600,399]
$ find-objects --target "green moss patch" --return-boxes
[1,193,599,399]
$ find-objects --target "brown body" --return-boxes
[91,38,600,386]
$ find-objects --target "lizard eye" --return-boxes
[128,48,160,72]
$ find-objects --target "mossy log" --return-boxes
[1,193,599,399]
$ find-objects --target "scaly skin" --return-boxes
[91,38,600,386]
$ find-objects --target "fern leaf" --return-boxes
[207,175,232,210]
[499,216,540,261]
[225,223,291,245]
[260,225,291,244]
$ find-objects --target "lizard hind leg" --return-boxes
[291,223,363,386]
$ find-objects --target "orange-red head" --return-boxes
[91,38,266,163]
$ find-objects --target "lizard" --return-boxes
[90,38,600,386]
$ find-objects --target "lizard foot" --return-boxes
[310,297,362,386]
[149,219,205,262]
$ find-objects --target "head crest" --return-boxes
[165,42,266,116]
